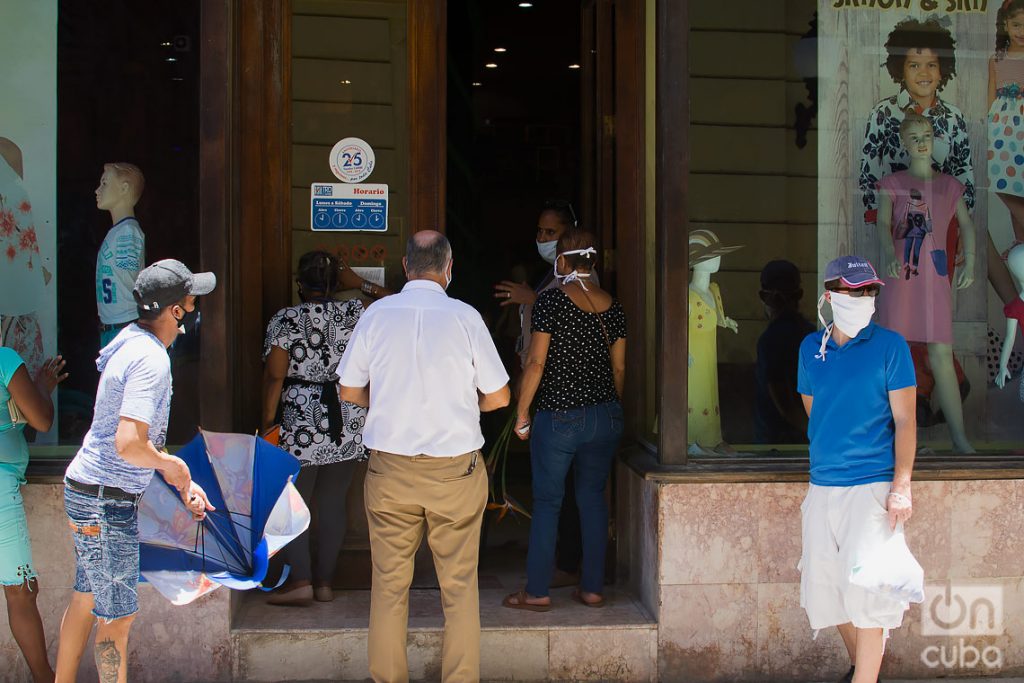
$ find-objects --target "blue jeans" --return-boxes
[64,485,141,620]
[526,401,623,597]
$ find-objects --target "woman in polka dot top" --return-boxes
[502,230,627,612]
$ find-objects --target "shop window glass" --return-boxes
[0,1,201,454]
[685,0,1024,458]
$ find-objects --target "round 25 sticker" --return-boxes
[329,137,375,183]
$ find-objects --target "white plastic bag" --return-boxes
[849,530,925,604]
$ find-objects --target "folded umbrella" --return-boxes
[138,429,310,605]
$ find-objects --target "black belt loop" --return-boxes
[65,477,142,502]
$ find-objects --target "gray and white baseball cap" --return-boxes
[133,259,216,311]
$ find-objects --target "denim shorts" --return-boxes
[64,484,141,620]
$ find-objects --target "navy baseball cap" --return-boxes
[133,259,216,311]
[823,255,884,288]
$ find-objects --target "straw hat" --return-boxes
[689,228,743,266]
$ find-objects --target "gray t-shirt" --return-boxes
[66,325,172,493]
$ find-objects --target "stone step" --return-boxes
[231,587,657,682]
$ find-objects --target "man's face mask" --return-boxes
[174,303,200,335]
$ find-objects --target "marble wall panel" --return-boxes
[659,484,760,585]
[658,583,758,682]
[548,627,656,682]
[951,479,1024,579]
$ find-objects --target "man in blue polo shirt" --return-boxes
[797,256,917,683]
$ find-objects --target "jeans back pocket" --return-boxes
[552,409,586,438]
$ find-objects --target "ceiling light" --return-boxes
[485,63,498,69]
[519,2,533,7]
[569,63,581,69]
[160,42,172,47]
[165,57,177,62]
[340,80,352,85]
[494,47,507,53]
[472,82,482,87]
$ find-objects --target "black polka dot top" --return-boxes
[531,287,627,411]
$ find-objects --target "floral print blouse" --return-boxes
[858,90,975,224]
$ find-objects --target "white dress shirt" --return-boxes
[336,279,509,457]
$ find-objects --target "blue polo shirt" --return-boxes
[797,322,915,487]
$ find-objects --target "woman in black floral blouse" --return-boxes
[261,250,383,605]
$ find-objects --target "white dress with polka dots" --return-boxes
[988,55,1024,198]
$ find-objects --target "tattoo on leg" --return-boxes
[96,638,122,683]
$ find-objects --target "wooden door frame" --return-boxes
[655,0,688,464]
[199,0,447,431]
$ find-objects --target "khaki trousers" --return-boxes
[365,449,487,683]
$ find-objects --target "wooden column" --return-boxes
[615,0,647,440]
[198,0,233,431]
[408,0,446,233]
[655,0,688,464]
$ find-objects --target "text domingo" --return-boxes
[833,0,989,11]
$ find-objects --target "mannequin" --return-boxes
[687,229,741,455]
[995,244,1024,397]
[876,113,976,453]
[95,162,146,347]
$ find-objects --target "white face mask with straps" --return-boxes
[815,292,875,361]
[554,247,597,291]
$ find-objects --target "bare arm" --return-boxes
[997,318,1019,388]
[261,346,288,433]
[989,57,997,111]
[479,384,511,412]
[800,394,812,418]
[888,386,917,529]
[515,332,551,438]
[340,384,369,408]
[877,191,899,278]
[610,338,626,399]
[7,364,56,431]
[954,196,976,290]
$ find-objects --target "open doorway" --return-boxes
[446,0,615,593]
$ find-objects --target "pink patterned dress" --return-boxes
[876,171,964,344]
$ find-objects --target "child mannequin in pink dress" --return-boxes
[876,112,976,453]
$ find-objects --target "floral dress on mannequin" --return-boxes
[0,152,45,379]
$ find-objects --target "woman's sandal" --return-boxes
[502,590,552,612]
[572,588,606,608]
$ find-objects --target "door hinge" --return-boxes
[603,115,615,137]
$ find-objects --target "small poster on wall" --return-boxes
[310,182,389,232]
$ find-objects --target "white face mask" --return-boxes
[815,292,875,360]
[443,259,453,290]
[554,247,597,290]
[537,240,558,265]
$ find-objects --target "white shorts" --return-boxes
[799,481,909,631]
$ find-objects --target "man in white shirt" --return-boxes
[338,230,510,683]
[95,163,146,348]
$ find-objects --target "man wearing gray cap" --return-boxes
[55,260,216,683]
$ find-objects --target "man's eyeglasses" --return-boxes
[832,286,880,298]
